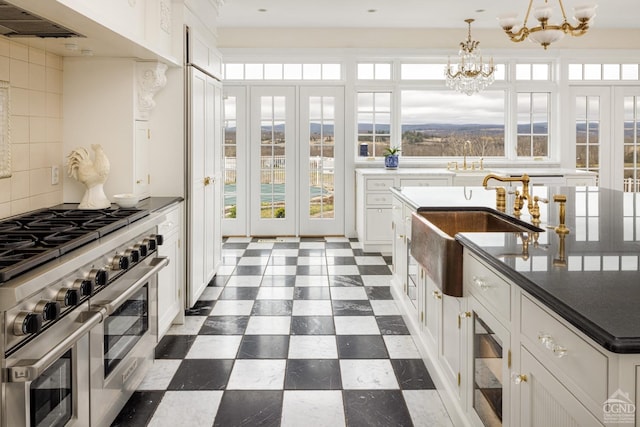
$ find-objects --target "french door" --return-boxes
[244,86,344,236]
[569,86,640,191]
[299,87,344,235]
[250,87,296,236]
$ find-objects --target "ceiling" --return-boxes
[217,0,637,30]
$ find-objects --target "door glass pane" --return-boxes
[224,96,237,219]
[261,96,286,219]
[309,96,335,219]
[575,96,600,179]
[623,96,640,192]
[473,312,503,426]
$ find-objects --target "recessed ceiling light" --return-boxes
[475,9,485,13]
[368,9,377,13]
[258,8,267,12]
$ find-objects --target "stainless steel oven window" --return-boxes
[103,284,149,377]
[29,349,73,427]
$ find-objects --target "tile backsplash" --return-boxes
[0,37,63,219]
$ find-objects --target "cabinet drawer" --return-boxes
[400,178,449,187]
[366,178,395,192]
[159,205,182,234]
[464,252,511,322]
[367,193,393,205]
[521,295,608,405]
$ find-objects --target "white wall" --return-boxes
[0,38,64,219]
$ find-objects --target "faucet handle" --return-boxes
[553,194,570,235]
[530,196,548,223]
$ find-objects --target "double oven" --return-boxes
[0,207,168,427]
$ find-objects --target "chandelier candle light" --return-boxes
[498,0,597,49]
[445,19,495,96]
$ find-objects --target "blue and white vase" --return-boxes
[385,155,399,169]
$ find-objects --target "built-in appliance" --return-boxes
[0,207,168,427]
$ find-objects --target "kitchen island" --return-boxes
[390,185,640,427]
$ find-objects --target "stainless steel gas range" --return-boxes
[0,207,169,427]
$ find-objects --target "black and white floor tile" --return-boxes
[112,237,453,427]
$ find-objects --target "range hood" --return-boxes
[0,0,83,38]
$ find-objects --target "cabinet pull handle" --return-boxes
[537,332,568,358]
[511,373,528,384]
[473,276,490,291]
[432,290,442,299]
[398,234,405,239]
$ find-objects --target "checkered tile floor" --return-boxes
[112,237,453,427]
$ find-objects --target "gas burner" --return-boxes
[0,207,149,283]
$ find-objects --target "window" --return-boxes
[575,95,600,176]
[223,96,238,218]
[357,92,391,157]
[516,63,550,81]
[400,90,505,157]
[517,93,550,157]
[357,63,391,80]
[569,63,640,81]
[223,63,342,80]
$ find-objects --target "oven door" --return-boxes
[89,257,168,427]
[3,302,101,427]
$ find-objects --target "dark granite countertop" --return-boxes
[392,185,640,354]
[55,196,183,213]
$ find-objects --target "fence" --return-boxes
[224,156,334,187]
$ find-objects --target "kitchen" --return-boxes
[0,0,639,426]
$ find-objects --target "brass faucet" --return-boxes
[482,173,533,215]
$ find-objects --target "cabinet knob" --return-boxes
[432,290,442,299]
[512,373,528,384]
[204,176,211,186]
[537,332,568,358]
[136,180,143,184]
[473,276,490,291]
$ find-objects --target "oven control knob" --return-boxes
[73,279,94,296]
[124,248,140,264]
[14,312,43,336]
[57,289,79,307]
[142,237,157,251]
[134,243,148,258]
[150,234,164,246]
[110,254,130,271]
[90,269,109,288]
[35,301,61,321]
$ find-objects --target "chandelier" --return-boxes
[498,0,597,49]
[445,19,495,96]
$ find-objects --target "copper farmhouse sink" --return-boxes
[411,208,542,297]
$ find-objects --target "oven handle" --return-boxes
[5,310,104,383]
[96,257,169,316]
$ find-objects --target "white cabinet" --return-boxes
[356,170,452,253]
[186,67,222,308]
[157,202,184,340]
[134,121,151,199]
[519,347,603,427]
[440,294,466,401]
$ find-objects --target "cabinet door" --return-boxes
[391,215,406,295]
[424,275,441,348]
[519,347,603,427]
[158,228,181,339]
[134,121,150,198]
[366,208,393,242]
[468,297,511,427]
[187,67,220,307]
[440,294,464,400]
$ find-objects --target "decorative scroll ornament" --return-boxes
[160,0,172,35]
[136,62,168,120]
[0,81,10,178]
